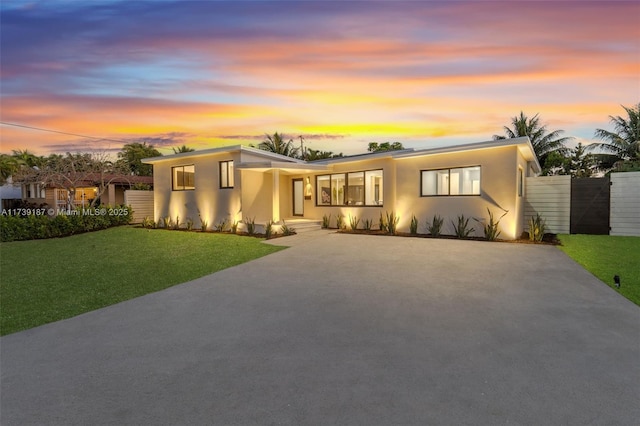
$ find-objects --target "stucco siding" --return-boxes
[395,146,519,239]
[152,152,242,228]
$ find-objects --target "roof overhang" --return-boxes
[141,145,305,165]
[236,161,330,174]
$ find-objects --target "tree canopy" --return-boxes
[493,112,571,166]
[367,142,405,152]
[257,132,300,158]
[117,142,161,176]
[588,103,640,169]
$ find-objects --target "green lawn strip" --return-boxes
[557,234,640,306]
[0,226,285,335]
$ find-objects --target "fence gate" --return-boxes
[570,177,610,234]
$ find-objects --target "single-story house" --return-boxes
[142,136,540,239]
[20,174,153,209]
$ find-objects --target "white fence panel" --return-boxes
[124,190,154,223]
[610,172,640,236]
[524,176,571,234]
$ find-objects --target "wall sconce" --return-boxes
[304,176,312,199]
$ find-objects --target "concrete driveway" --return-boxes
[2,233,639,425]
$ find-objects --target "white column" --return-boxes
[272,169,280,222]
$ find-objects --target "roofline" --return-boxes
[311,148,415,165]
[141,145,305,164]
[395,137,541,172]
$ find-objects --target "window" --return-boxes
[172,165,195,190]
[421,166,480,196]
[316,169,383,206]
[220,160,234,188]
[518,167,524,197]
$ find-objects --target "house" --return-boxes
[142,136,540,239]
[0,176,23,209]
[20,174,153,210]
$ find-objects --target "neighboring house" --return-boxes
[0,176,23,209]
[142,136,540,239]
[20,174,153,210]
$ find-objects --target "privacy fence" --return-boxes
[524,172,640,237]
[124,190,154,224]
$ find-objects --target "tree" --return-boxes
[589,103,640,169]
[118,142,161,176]
[367,142,405,152]
[15,152,132,208]
[493,112,571,166]
[306,149,343,161]
[541,151,569,176]
[172,145,195,154]
[11,149,44,168]
[0,154,18,185]
[568,143,598,178]
[258,132,300,158]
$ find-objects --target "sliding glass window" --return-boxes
[316,169,383,206]
[421,166,480,196]
[172,165,195,191]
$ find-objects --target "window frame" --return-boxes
[171,164,196,191]
[315,168,383,207]
[420,166,481,197]
[219,160,234,189]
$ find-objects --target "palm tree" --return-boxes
[172,145,195,154]
[589,103,640,168]
[306,148,340,161]
[11,149,43,168]
[258,132,300,158]
[0,154,18,184]
[493,112,571,166]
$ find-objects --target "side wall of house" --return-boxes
[152,152,242,228]
[395,146,520,239]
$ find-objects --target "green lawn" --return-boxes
[558,234,640,306]
[0,226,285,335]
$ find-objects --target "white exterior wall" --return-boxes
[395,145,521,239]
[151,151,242,228]
[524,176,571,234]
[610,171,640,236]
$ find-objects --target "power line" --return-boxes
[0,121,135,144]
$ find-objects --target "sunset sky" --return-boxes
[1,0,638,156]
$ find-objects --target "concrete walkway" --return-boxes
[2,234,639,425]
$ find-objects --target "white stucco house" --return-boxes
[142,136,540,239]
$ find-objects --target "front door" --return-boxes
[293,179,304,216]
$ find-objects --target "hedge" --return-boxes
[0,205,133,242]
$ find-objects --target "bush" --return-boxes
[528,213,546,242]
[349,215,360,230]
[322,214,331,229]
[0,205,133,242]
[265,220,274,239]
[474,209,508,241]
[426,214,444,236]
[385,211,399,235]
[363,218,373,231]
[336,213,345,230]
[452,215,474,238]
[245,217,256,235]
[410,214,418,235]
[280,220,296,236]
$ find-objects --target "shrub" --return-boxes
[452,215,475,238]
[199,216,208,232]
[245,217,256,235]
[185,217,194,231]
[379,212,387,232]
[528,213,546,242]
[231,220,239,234]
[265,220,274,239]
[162,216,172,229]
[363,218,373,231]
[426,214,444,236]
[280,220,296,236]
[385,211,399,235]
[173,215,181,230]
[214,218,228,232]
[142,216,155,229]
[336,213,345,230]
[349,215,360,230]
[410,214,418,235]
[0,205,133,242]
[475,209,508,241]
[322,214,331,229]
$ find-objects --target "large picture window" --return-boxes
[316,169,383,206]
[220,160,234,188]
[172,165,195,190]
[421,166,480,196]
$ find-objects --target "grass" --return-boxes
[0,226,285,335]
[558,234,640,306]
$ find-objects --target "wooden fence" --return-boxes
[524,176,571,234]
[610,171,640,236]
[124,190,154,223]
